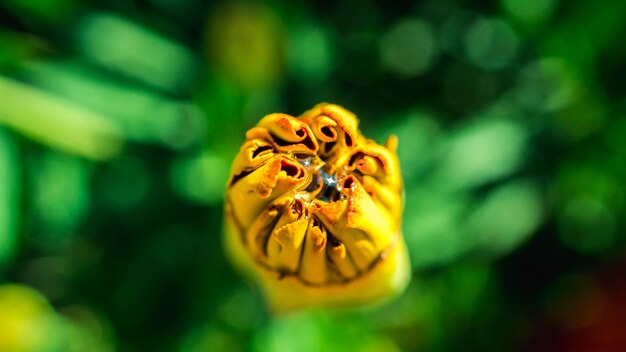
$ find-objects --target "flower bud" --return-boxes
[224,103,410,312]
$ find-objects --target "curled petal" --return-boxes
[266,217,309,273]
[247,113,318,153]
[301,103,359,146]
[229,156,306,228]
[300,103,361,159]
[230,139,276,174]
[307,115,338,143]
[244,204,280,261]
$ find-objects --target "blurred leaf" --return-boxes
[97,155,151,212]
[170,151,230,204]
[406,176,542,265]
[74,12,197,93]
[558,197,616,254]
[501,0,558,29]
[433,118,527,190]
[2,0,78,23]
[29,152,89,245]
[404,188,469,268]
[0,129,20,269]
[287,22,334,84]
[465,179,543,258]
[61,305,116,352]
[553,163,622,254]
[21,61,207,149]
[445,265,492,316]
[540,0,626,71]
[181,326,243,352]
[254,312,400,352]
[0,75,123,160]
[0,30,47,67]
[515,58,580,112]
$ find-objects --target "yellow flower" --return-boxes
[224,103,410,312]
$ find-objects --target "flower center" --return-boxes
[295,154,346,204]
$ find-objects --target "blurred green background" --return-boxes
[1,0,626,351]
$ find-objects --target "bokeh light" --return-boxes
[380,18,438,77]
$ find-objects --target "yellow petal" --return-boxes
[266,217,308,273]
[327,241,358,279]
[298,218,328,284]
